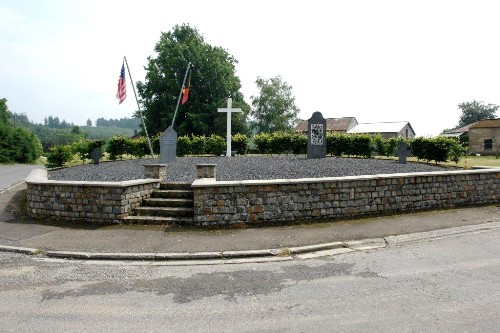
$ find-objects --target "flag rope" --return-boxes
[123,56,154,158]
[171,62,192,128]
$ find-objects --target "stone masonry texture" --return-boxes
[26,169,159,224]
[192,170,500,226]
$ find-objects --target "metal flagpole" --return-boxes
[123,56,155,158]
[171,62,192,128]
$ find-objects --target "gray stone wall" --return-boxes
[26,169,159,223]
[192,169,500,226]
[469,128,500,155]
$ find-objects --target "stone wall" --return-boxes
[192,169,500,226]
[469,127,500,155]
[26,169,159,223]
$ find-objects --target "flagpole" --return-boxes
[171,62,192,128]
[123,56,154,158]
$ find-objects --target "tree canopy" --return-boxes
[137,24,249,137]
[249,76,300,133]
[458,100,499,127]
[0,98,42,163]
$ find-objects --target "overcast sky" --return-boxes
[1,0,499,136]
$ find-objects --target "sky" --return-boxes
[1,0,499,136]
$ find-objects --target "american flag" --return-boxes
[116,63,127,104]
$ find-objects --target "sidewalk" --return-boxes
[1,183,499,260]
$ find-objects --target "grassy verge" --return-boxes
[376,155,500,169]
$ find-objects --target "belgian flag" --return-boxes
[181,69,191,105]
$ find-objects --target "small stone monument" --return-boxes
[307,111,327,159]
[397,142,411,164]
[160,125,177,163]
[218,98,242,157]
[90,148,101,165]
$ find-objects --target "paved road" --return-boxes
[0,164,43,191]
[1,227,499,332]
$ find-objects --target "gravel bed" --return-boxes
[49,156,446,183]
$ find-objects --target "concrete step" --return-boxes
[122,215,194,225]
[152,190,194,199]
[142,198,193,208]
[134,206,194,218]
[160,182,192,191]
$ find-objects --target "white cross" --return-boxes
[218,98,242,157]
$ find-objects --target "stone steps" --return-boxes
[125,182,194,225]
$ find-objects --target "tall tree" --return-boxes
[250,76,300,133]
[0,98,42,163]
[137,24,249,136]
[86,119,92,127]
[458,100,499,127]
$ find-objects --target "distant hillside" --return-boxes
[80,126,135,139]
[10,113,140,151]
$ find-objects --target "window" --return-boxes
[484,139,493,150]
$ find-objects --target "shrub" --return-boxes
[386,137,399,157]
[46,145,73,168]
[254,133,272,154]
[232,133,249,155]
[350,134,373,158]
[129,137,149,159]
[151,134,161,155]
[177,136,192,157]
[290,133,307,155]
[72,139,105,164]
[207,134,226,156]
[448,139,467,164]
[191,135,207,155]
[106,136,129,160]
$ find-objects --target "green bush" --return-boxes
[72,138,105,164]
[409,136,464,164]
[46,145,73,168]
[232,133,249,155]
[448,139,467,164]
[207,134,226,156]
[129,137,149,159]
[269,132,293,154]
[386,137,399,157]
[177,136,192,157]
[151,134,161,155]
[191,135,207,155]
[350,134,373,158]
[106,136,129,160]
[290,133,307,155]
[254,133,272,154]
[326,132,353,157]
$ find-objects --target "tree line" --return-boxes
[0,98,42,163]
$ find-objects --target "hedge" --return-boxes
[45,133,466,166]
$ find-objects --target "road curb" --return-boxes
[0,180,25,194]
[384,220,500,246]
[1,221,499,262]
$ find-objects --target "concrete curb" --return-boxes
[1,221,499,262]
[384,220,500,246]
[0,180,25,194]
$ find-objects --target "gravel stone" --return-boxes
[49,156,446,183]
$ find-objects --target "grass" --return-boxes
[376,155,500,169]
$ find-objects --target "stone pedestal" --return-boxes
[196,164,217,179]
[144,164,167,182]
[160,125,177,163]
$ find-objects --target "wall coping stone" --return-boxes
[26,169,159,188]
[191,168,500,188]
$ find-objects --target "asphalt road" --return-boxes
[1,227,499,332]
[0,164,43,191]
